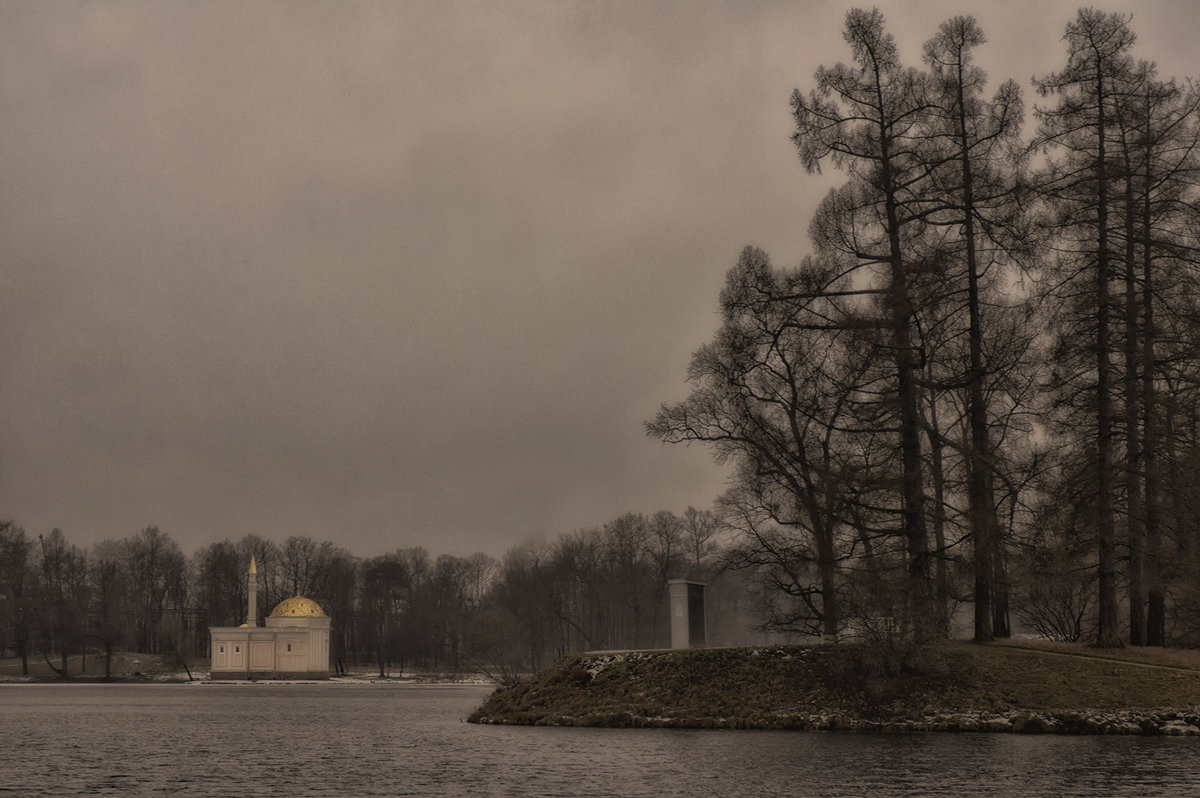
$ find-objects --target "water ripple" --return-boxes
[3,684,1198,796]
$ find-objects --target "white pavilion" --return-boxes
[209,557,331,680]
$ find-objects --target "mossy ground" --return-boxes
[468,640,1200,731]
[965,641,1200,711]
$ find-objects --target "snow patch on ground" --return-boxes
[584,653,632,678]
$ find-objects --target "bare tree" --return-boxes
[1033,9,1139,647]
[680,507,721,577]
[126,526,189,655]
[89,540,130,679]
[0,524,35,675]
[36,529,88,678]
[922,15,1027,641]
[791,8,939,639]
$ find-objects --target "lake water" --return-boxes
[2,682,1199,796]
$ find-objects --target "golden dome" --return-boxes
[268,596,327,618]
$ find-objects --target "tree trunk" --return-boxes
[42,651,66,680]
[1094,63,1122,648]
[961,118,995,643]
[816,520,839,641]
[1124,154,1145,646]
[854,510,885,612]
[1142,127,1165,646]
[926,394,951,637]
[880,111,933,642]
[992,546,1012,638]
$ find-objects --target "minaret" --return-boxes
[247,555,258,627]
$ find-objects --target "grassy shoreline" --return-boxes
[0,653,492,685]
[467,640,1200,734]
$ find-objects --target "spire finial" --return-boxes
[249,555,257,575]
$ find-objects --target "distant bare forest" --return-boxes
[0,510,758,679]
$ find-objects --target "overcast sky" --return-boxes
[2,0,1196,558]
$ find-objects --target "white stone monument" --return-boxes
[668,579,707,649]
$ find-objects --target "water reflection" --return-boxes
[2,684,1196,797]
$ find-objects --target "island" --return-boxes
[469,640,1200,734]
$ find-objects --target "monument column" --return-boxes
[668,579,707,649]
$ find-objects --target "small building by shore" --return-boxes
[209,557,331,680]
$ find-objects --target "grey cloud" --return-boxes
[2,0,1195,556]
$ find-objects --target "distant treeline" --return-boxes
[0,508,771,679]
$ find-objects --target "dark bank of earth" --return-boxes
[468,641,1200,734]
